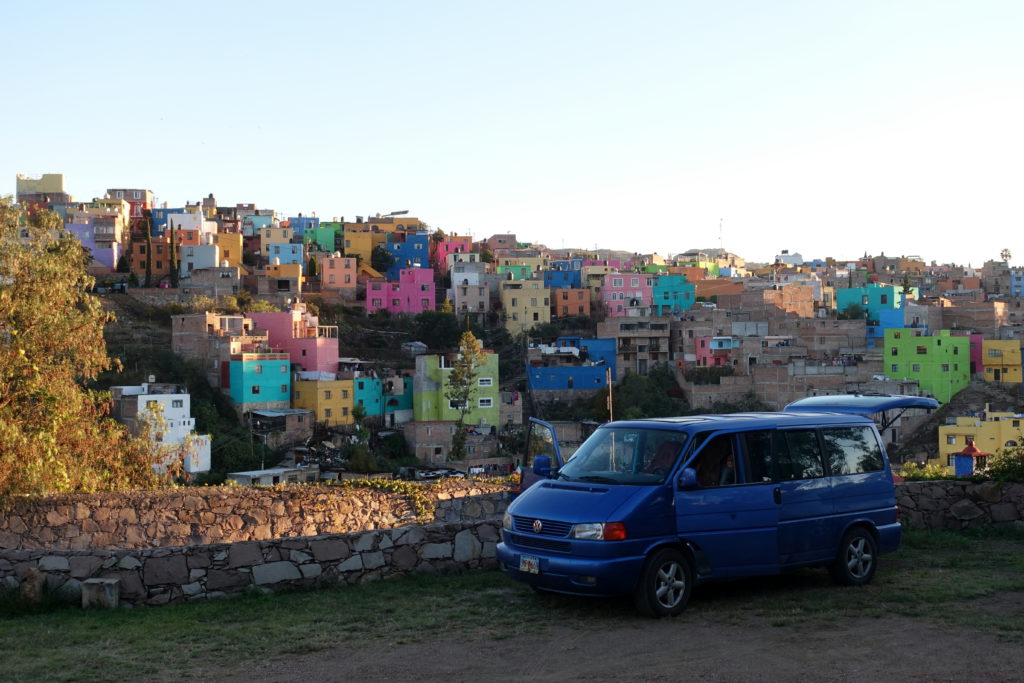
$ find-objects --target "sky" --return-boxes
[3,0,1023,266]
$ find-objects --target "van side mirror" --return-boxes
[678,467,699,490]
[532,454,555,477]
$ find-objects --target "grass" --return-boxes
[3,526,1024,681]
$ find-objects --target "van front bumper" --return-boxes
[496,540,646,597]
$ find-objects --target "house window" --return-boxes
[172,400,183,408]
[254,365,263,374]
[478,377,493,387]
[358,381,364,390]
[478,398,493,408]
[295,391,301,399]
[342,407,349,416]
[449,399,467,410]
[891,364,898,373]
[947,435,957,445]
[880,294,888,304]
[281,385,287,393]
[324,390,332,399]
[941,364,949,371]
[891,348,898,356]
[324,408,332,418]
[342,390,349,399]
[252,386,261,395]
[912,364,921,372]
[612,278,623,287]
[916,346,927,355]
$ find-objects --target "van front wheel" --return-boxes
[829,527,878,586]
[633,548,692,617]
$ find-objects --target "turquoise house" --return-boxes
[652,275,695,315]
[225,352,292,409]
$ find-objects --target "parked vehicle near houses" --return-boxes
[498,395,936,617]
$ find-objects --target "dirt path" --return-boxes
[226,604,1024,682]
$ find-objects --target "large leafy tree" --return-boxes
[0,197,156,498]
[445,330,487,461]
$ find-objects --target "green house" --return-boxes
[883,329,969,403]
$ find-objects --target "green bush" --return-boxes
[986,447,1024,482]
[897,462,954,481]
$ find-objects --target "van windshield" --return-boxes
[558,427,687,485]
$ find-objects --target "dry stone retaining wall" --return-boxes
[896,481,1024,529]
[0,482,509,551]
[0,520,501,607]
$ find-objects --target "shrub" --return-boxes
[897,462,954,481]
[986,447,1024,483]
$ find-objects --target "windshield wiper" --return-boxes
[556,472,575,481]
[575,475,618,484]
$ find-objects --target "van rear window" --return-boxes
[822,426,885,474]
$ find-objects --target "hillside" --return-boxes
[895,380,1024,462]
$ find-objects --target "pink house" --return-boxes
[247,302,339,374]
[431,235,474,270]
[365,267,436,314]
[601,272,654,317]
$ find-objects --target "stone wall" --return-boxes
[896,481,1024,529]
[0,520,501,608]
[0,481,509,551]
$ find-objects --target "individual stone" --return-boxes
[454,530,481,563]
[227,543,262,568]
[56,578,82,603]
[362,552,385,569]
[252,562,302,585]
[181,582,204,597]
[309,539,350,562]
[300,564,323,579]
[289,550,312,564]
[144,555,189,585]
[69,556,104,579]
[970,482,1003,504]
[337,555,363,572]
[391,546,418,571]
[38,556,70,572]
[989,503,1019,523]
[205,569,250,591]
[949,499,985,521]
[117,556,143,571]
[421,543,453,560]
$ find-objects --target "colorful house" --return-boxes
[602,272,655,317]
[292,375,355,427]
[651,274,695,316]
[365,267,436,314]
[288,215,319,239]
[385,231,430,280]
[108,381,211,474]
[499,280,551,334]
[526,337,615,392]
[938,406,1024,467]
[551,288,590,318]
[883,329,970,403]
[247,303,339,374]
[412,351,500,427]
[316,254,358,301]
[224,351,292,414]
[694,336,741,367]
[982,340,1023,384]
[496,264,532,281]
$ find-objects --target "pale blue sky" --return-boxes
[4,0,1022,266]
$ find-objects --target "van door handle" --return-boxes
[773,487,782,505]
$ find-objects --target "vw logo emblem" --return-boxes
[533,519,543,533]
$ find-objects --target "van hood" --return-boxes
[509,480,646,523]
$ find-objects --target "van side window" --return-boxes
[742,430,775,483]
[774,430,824,480]
[821,426,884,474]
[693,434,737,487]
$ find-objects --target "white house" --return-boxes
[109,380,212,474]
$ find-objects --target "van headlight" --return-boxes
[502,511,513,531]
[571,522,626,541]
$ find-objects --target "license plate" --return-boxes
[519,554,539,574]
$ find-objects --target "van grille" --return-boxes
[512,516,572,537]
[510,534,572,552]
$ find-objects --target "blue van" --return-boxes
[497,395,937,616]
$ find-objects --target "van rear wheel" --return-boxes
[829,527,878,586]
[633,548,692,617]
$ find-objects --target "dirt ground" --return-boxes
[227,593,1024,683]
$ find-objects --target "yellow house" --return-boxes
[292,378,355,426]
[500,280,551,335]
[343,230,388,264]
[982,340,1022,384]
[938,405,1024,467]
[212,232,247,274]
[260,225,293,252]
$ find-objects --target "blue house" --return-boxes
[288,215,320,239]
[266,243,305,271]
[355,377,384,417]
[526,337,616,392]
[651,275,696,316]
[150,207,187,236]
[545,259,584,289]
[385,231,430,280]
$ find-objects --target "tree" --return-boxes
[0,197,156,498]
[116,254,130,273]
[168,221,179,288]
[1001,248,1012,263]
[838,303,865,320]
[144,229,153,288]
[371,245,394,273]
[307,255,319,279]
[445,330,487,461]
[480,249,495,264]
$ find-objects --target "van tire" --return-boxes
[633,548,692,617]
[829,527,878,586]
